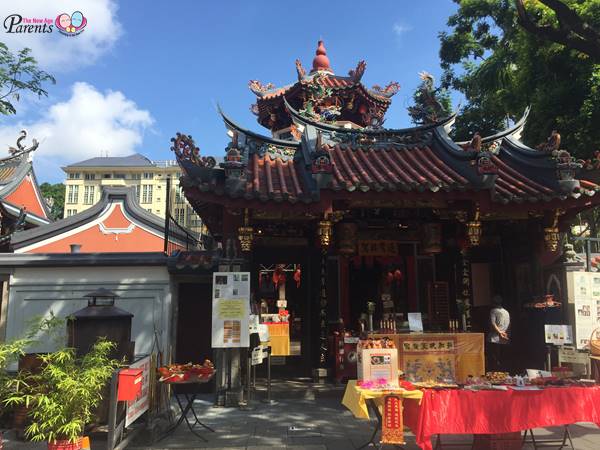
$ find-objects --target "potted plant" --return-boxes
[5,338,120,450]
[1,315,63,444]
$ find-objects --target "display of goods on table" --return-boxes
[157,359,214,383]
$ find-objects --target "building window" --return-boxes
[141,185,153,204]
[84,173,96,180]
[68,172,80,179]
[174,207,185,223]
[143,172,154,180]
[114,173,126,179]
[83,186,95,205]
[132,173,142,180]
[67,185,79,204]
[66,209,77,217]
[175,189,184,203]
[103,173,112,179]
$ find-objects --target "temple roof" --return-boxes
[250,41,400,131]
[0,131,51,225]
[11,186,193,253]
[173,102,598,214]
[171,43,599,227]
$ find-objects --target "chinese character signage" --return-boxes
[212,272,250,348]
[357,240,399,256]
[381,395,404,445]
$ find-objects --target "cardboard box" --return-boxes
[357,347,399,387]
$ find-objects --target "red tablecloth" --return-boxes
[403,386,600,450]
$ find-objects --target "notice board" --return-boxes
[212,272,250,348]
[566,271,600,349]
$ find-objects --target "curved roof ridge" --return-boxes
[10,186,192,250]
[218,106,300,148]
[456,107,531,146]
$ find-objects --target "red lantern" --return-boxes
[385,272,394,285]
[294,268,302,288]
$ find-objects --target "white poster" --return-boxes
[544,324,573,345]
[567,272,600,349]
[408,312,423,332]
[212,272,250,348]
[125,355,151,427]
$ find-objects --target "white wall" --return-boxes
[5,265,172,364]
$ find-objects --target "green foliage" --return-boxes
[439,0,600,159]
[0,42,55,116]
[40,183,65,220]
[4,338,121,443]
[0,314,63,408]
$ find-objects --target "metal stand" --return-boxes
[522,426,574,450]
[433,434,473,450]
[239,349,255,411]
[261,347,277,405]
[546,345,552,372]
[157,392,215,442]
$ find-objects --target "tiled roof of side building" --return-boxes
[64,153,155,168]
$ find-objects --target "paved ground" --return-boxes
[4,380,600,449]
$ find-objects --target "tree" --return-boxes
[516,0,600,60]
[0,42,55,116]
[40,183,65,220]
[439,0,600,159]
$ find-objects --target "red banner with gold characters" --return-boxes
[381,395,404,445]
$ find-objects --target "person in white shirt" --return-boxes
[487,295,510,370]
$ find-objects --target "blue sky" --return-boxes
[0,0,460,183]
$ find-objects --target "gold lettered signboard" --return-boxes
[357,240,400,257]
[381,395,404,445]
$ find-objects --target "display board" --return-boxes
[566,271,600,349]
[125,355,151,427]
[212,272,250,348]
[544,324,573,345]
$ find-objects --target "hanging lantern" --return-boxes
[544,227,560,252]
[544,210,561,252]
[466,208,482,247]
[238,209,254,252]
[318,220,333,248]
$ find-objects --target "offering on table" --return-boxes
[486,371,510,385]
[359,337,396,349]
[157,359,215,383]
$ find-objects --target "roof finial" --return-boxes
[311,40,332,74]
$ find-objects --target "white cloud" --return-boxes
[393,22,412,36]
[0,0,120,70]
[0,82,154,179]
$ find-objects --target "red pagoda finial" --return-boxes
[311,40,332,74]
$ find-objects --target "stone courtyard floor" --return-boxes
[4,379,600,449]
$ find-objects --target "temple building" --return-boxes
[0,131,52,250]
[170,41,600,376]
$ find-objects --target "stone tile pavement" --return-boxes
[4,380,600,449]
